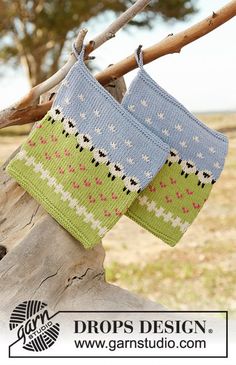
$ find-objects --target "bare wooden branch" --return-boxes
[0,0,236,129]
[0,0,150,129]
[89,0,151,50]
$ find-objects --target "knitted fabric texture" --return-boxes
[121,48,229,246]
[6,45,170,249]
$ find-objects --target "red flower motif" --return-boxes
[72,182,79,189]
[50,135,58,142]
[40,136,47,144]
[44,152,51,161]
[115,208,122,216]
[148,185,156,193]
[165,195,172,203]
[160,181,167,188]
[64,149,70,157]
[84,179,91,187]
[111,192,118,200]
[193,202,201,209]
[170,177,176,185]
[58,167,64,174]
[68,165,75,173]
[88,195,96,203]
[99,193,107,201]
[104,210,111,217]
[27,139,36,147]
[186,188,194,195]
[54,151,61,158]
[182,207,189,214]
[176,191,183,199]
[79,164,86,171]
[95,177,102,185]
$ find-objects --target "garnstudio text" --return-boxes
[74,319,206,334]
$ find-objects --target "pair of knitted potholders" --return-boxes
[122,47,228,246]
[6,45,169,248]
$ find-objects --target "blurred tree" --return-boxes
[0,0,196,86]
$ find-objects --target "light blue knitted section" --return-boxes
[121,61,228,181]
[51,47,170,189]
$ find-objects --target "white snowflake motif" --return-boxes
[138,196,148,205]
[68,198,77,209]
[76,206,86,216]
[17,149,27,160]
[162,128,170,137]
[110,141,118,150]
[145,117,152,125]
[175,124,183,132]
[25,156,35,166]
[95,127,102,134]
[91,220,101,230]
[180,140,188,148]
[147,201,156,212]
[157,112,165,120]
[40,170,49,180]
[214,161,221,169]
[54,184,63,194]
[140,99,148,107]
[124,139,133,148]
[127,157,134,165]
[34,163,43,173]
[128,104,135,112]
[80,112,86,120]
[142,154,150,163]
[197,152,204,159]
[78,93,85,102]
[193,136,200,143]
[108,124,116,133]
[93,109,100,117]
[61,191,71,202]
[144,171,153,179]
[99,227,108,237]
[64,97,71,105]
[47,176,56,187]
[61,79,69,87]
[209,146,216,154]
[84,212,94,223]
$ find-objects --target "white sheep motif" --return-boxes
[107,162,125,181]
[179,159,197,178]
[48,106,63,124]
[92,148,109,167]
[122,176,141,195]
[76,133,94,152]
[62,118,77,137]
[165,148,180,166]
[196,170,216,188]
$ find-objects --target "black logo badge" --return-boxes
[9,300,60,352]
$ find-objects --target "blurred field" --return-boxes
[0,113,235,313]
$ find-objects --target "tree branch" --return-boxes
[0,0,236,129]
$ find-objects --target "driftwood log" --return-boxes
[0,77,164,324]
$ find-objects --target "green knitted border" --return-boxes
[126,160,213,246]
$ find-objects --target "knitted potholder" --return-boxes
[121,47,229,246]
[6,44,170,248]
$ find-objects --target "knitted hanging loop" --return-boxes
[122,48,229,246]
[6,42,170,248]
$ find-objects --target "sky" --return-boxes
[0,0,235,112]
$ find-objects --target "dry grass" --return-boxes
[1,113,235,313]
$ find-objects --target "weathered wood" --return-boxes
[0,76,164,322]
